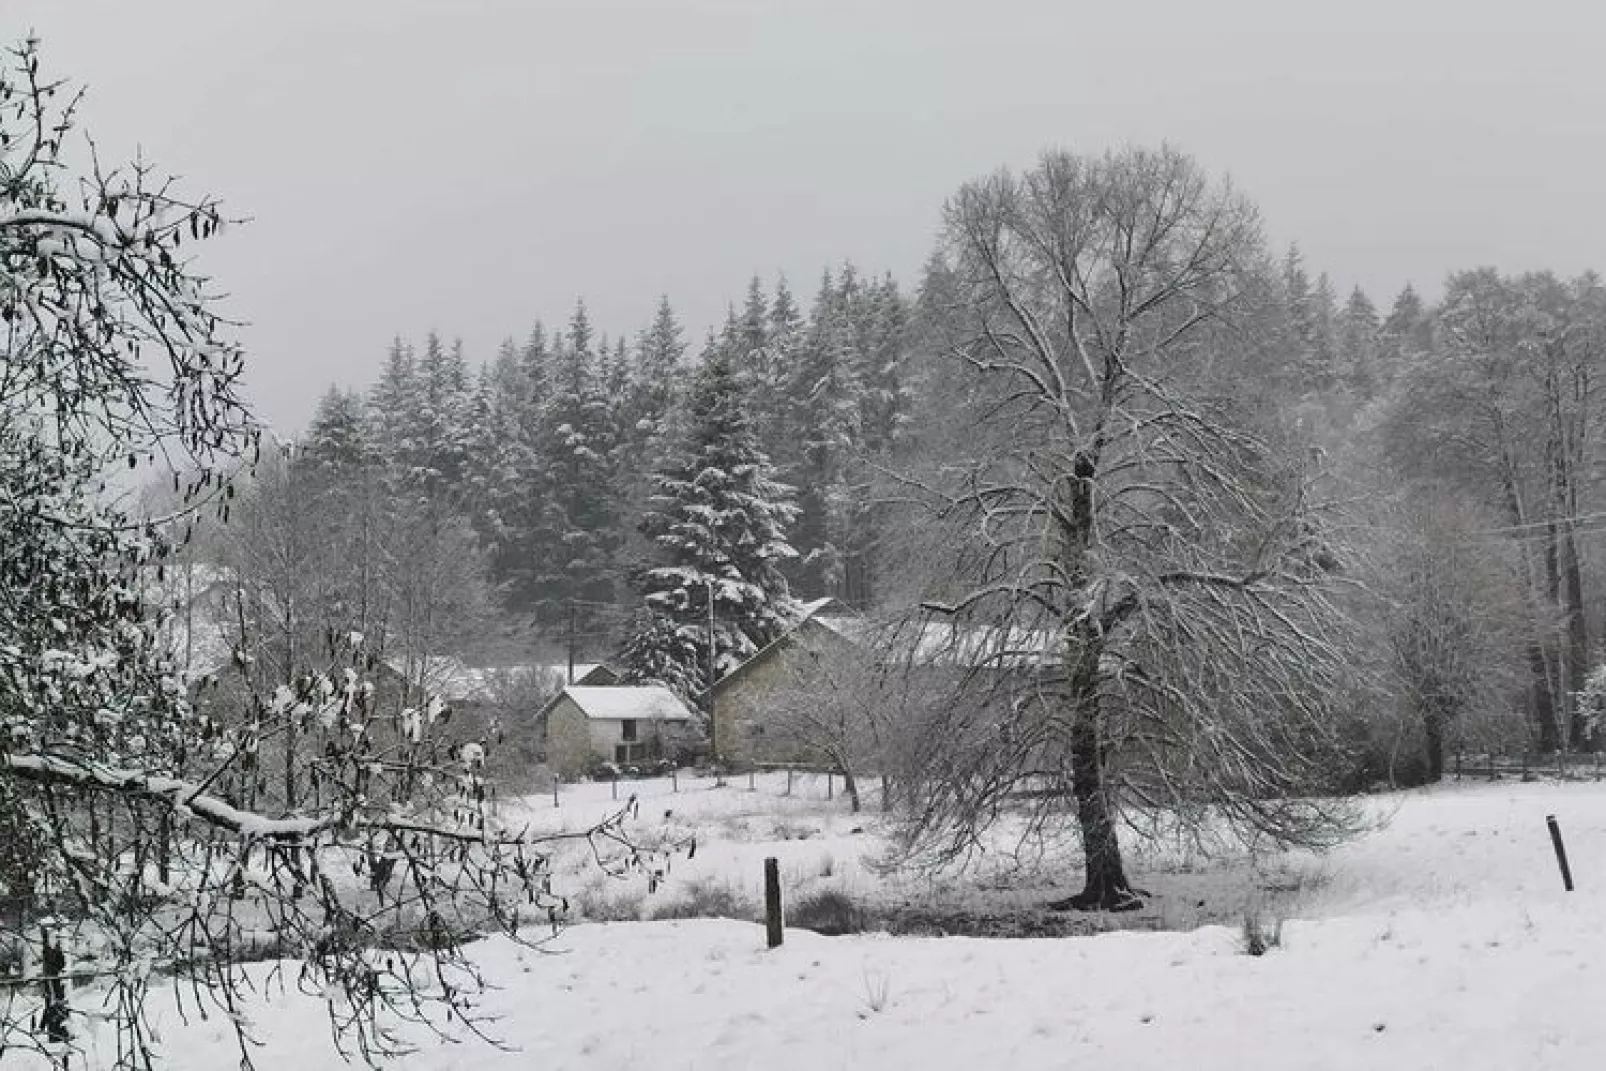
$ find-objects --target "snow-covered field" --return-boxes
[25,777,1606,1069]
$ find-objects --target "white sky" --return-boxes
[7,0,1603,431]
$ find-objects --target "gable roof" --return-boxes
[713,604,862,695]
[814,617,1059,668]
[544,685,696,723]
[713,607,1060,695]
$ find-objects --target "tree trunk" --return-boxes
[840,766,861,813]
[1527,641,1561,753]
[1049,638,1140,912]
[1562,526,1591,750]
[1423,703,1446,783]
[1499,445,1561,752]
[1048,706,1139,911]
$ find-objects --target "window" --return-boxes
[620,718,638,742]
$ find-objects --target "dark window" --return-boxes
[621,718,638,742]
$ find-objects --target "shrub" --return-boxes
[788,889,869,935]
[1241,907,1283,956]
[649,879,754,922]
[573,877,646,922]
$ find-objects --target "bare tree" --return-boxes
[750,626,937,814]
[1383,270,1606,752]
[890,147,1363,910]
[1375,491,1532,781]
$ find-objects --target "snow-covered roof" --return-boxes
[558,685,695,722]
[386,656,566,703]
[794,596,838,622]
[807,616,1060,669]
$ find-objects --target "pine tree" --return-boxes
[523,301,625,631]
[784,270,864,598]
[462,350,521,546]
[413,333,474,495]
[741,277,797,463]
[1282,245,1340,391]
[1380,283,1434,377]
[476,326,554,612]
[1337,286,1382,395]
[367,337,420,473]
[737,275,769,358]
[302,388,372,472]
[629,295,687,453]
[623,342,799,701]
[1310,272,1340,389]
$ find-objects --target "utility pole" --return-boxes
[566,598,577,685]
[707,578,718,764]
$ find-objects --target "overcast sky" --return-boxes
[7,0,1603,431]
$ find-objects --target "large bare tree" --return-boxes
[892,147,1362,910]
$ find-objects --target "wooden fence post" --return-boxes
[552,778,560,809]
[764,857,783,949]
[672,767,678,793]
[612,774,618,801]
[749,770,756,792]
[826,772,833,801]
[1547,815,1575,892]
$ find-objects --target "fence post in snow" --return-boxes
[748,770,755,792]
[552,778,560,809]
[827,772,833,801]
[1547,814,1575,892]
[785,768,793,796]
[612,774,618,801]
[764,856,783,949]
[672,767,678,793]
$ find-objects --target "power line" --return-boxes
[1473,509,1606,537]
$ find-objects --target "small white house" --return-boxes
[541,685,697,777]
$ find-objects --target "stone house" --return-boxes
[713,602,1060,767]
[541,685,698,777]
[711,600,862,766]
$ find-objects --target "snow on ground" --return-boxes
[24,777,1606,1069]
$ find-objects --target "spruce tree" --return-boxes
[784,270,863,598]
[1380,283,1434,376]
[622,341,799,700]
[629,295,688,453]
[477,326,553,612]
[413,333,474,494]
[367,337,420,474]
[525,302,625,631]
[1338,286,1382,395]
[302,388,372,472]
